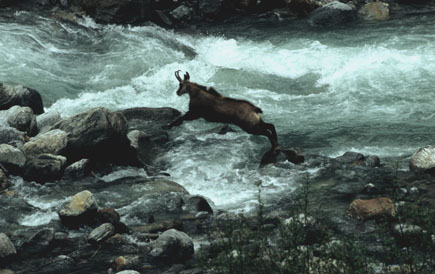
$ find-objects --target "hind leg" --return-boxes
[262,121,278,148]
[244,123,279,150]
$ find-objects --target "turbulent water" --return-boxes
[1,9,435,225]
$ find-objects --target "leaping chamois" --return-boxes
[163,71,279,150]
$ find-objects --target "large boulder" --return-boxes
[80,0,152,24]
[23,153,67,183]
[0,126,25,148]
[409,146,435,175]
[36,110,61,133]
[358,1,389,21]
[309,1,355,25]
[21,129,68,159]
[0,144,26,172]
[6,106,38,136]
[288,0,321,17]
[150,229,194,263]
[58,190,99,228]
[52,107,130,164]
[0,83,44,115]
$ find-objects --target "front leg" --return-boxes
[163,111,198,129]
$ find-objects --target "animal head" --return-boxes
[175,70,191,96]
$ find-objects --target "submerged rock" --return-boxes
[409,145,435,175]
[23,153,67,183]
[347,197,395,221]
[0,83,44,115]
[58,190,99,227]
[150,229,194,263]
[309,1,355,25]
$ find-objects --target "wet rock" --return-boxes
[150,229,194,263]
[96,208,129,234]
[117,270,140,274]
[36,110,61,133]
[335,151,364,165]
[52,107,130,164]
[288,0,320,17]
[21,129,68,159]
[347,197,396,221]
[63,158,91,179]
[0,144,26,172]
[5,106,38,136]
[133,220,183,234]
[186,196,213,214]
[37,255,75,273]
[80,0,152,24]
[358,1,389,21]
[365,155,381,167]
[170,5,193,21]
[0,126,25,148]
[23,153,67,183]
[58,190,99,228]
[21,228,55,255]
[199,0,224,18]
[409,145,435,175]
[309,1,355,25]
[0,233,16,260]
[260,148,304,167]
[0,168,9,191]
[0,84,44,115]
[119,107,180,134]
[87,223,115,244]
[113,255,141,272]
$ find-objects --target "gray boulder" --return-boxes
[309,1,356,25]
[58,190,99,228]
[410,145,435,175]
[0,233,16,260]
[63,158,91,179]
[0,126,25,148]
[36,110,61,133]
[0,144,26,172]
[150,229,194,263]
[52,107,130,164]
[23,153,67,183]
[0,83,44,114]
[21,129,68,159]
[87,223,115,244]
[170,5,193,21]
[6,106,38,136]
[80,0,152,24]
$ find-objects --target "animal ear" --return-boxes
[175,70,182,82]
[184,72,190,81]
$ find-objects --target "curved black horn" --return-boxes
[184,72,190,81]
[175,70,182,82]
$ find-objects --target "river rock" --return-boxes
[150,229,194,263]
[119,107,180,134]
[0,84,44,115]
[0,168,8,191]
[0,144,26,172]
[335,151,364,165]
[6,106,38,136]
[288,0,321,17]
[260,148,304,167]
[58,190,99,227]
[96,208,129,234]
[0,233,16,261]
[87,223,115,244]
[0,126,25,148]
[21,228,55,255]
[52,107,130,164]
[347,197,395,221]
[170,5,193,21]
[80,0,152,24]
[409,146,435,175]
[36,255,75,273]
[36,110,61,133]
[186,196,213,214]
[309,1,355,25]
[358,1,389,21]
[21,129,68,159]
[199,0,224,17]
[63,158,90,179]
[23,153,67,183]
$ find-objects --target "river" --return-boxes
[1,8,435,225]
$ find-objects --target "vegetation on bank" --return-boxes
[200,176,435,273]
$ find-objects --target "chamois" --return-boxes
[164,71,279,150]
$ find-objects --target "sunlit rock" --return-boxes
[347,197,395,221]
[21,129,68,159]
[150,229,194,263]
[410,145,435,175]
[87,223,115,244]
[0,83,44,114]
[0,144,26,172]
[58,190,99,228]
[0,233,16,260]
[309,1,355,25]
[36,110,61,134]
[359,1,389,21]
[23,153,67,183]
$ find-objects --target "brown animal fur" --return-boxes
[164,71,279,149]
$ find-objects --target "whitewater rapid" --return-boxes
[2,10,435,219]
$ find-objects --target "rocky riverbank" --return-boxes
[1,82,435,273]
